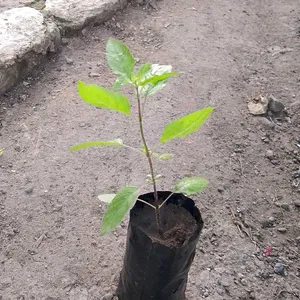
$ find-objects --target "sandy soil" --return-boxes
[0,0,299,299]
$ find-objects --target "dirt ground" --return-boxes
[1,0,300,299]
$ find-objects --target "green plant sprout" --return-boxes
[0,144,14,156]
[71,39,214,236]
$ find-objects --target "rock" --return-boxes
[89,72,101,78]
[65,57,74,65]
[280,203,290,211]
[274,262,284,275]
[265,150,274,159]
[274,201,290,211]
[294,200,300,208]
[274,202,290,211]
[25,187,34,194]
[45,0,128,31]
[277,227,287,233]
[240,278,247,286]
[268,95,285,113]
[0,7,60,95]
[248,95,269,115]
[257,117,275,129]
[219,274,231,288]
[261,219,273,229]
[101,294,115,300]
[217,187,224,193]
[268,216,275,222]
[61,37,69,46]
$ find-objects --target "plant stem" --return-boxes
[137,198,156,209]
[135,85,162,234]
[159,192,174,209]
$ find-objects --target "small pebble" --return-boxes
[89,72,101,78]
[265,150,274,159]
[277,227,287,233]
[65,57,74,65]
[20,94,27,101]
[274,262,284,275]
[61,38,69,46]
[25,187,33,194]
[294,200,300,208]
[280,203,290,211]
[268,96,285,113]
[274,202,290,211]
[240,278,247,286]
[203,291,209,297]
[268,216,275,222]
[217,187,224,193]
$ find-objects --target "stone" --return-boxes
[268,95,285,113]
[274,262,284,275]
[248,95,269,115]
[89,72,101,78]
[45,0,128,31]
[294,200,300,208]
[265,150,274,159]
[277,227,287,233]
[268,216,275,222]
[61,37,69,46]
[25,187,34,194]
[274,202,290,211]
[65,57,74,65]
[0,7,60,95]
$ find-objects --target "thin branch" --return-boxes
[137,198,156,209]
[122,144,145,155]
[159,192,174,209]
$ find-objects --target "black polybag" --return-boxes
[117,191,203,300]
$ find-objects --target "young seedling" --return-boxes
[0,144,14,156]
[71,39,213,236]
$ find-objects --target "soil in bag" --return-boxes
[117,191,203,300]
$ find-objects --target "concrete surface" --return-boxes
[0,0,128,95]
[45,0,128,31]
[0,7,60,95]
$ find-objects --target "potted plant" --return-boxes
[71,39,214,300]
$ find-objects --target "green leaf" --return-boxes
[78,81,130,115]
[106,39,135,80]
[160,107,214,143]
[159,153,173,160]
[70,139,123,152]
[98,194,116,204]
[100,186,139,235]
[139,72,178,86]
[174,177,209,195]
[113,76,128,90]
[138,64,173,96]
[136,63,151,80]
